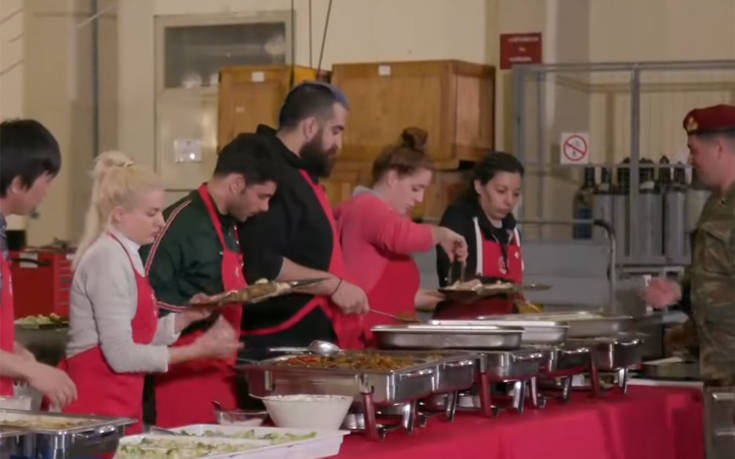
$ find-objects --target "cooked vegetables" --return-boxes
[14,313,68,328]
[117,438,254,459]
[278,352,422,370]
[181,428,317,444]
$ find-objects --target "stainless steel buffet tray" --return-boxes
[371,323,523,350]
[566,333,644,370]
[481,311,661,338]
[450,319,568,344]
[522,344,590,374]
[475,349,545,380]
[0,409,135,459]
[240,352,443,405]
[640,357,700,380]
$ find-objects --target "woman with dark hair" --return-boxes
[335,128,467,345]
[435,151,525,318]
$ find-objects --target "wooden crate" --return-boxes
[321,159,471,223]
[332,60,495,170]
[420,169,473,222]
[321,160,372,207]
[217,65,323,150]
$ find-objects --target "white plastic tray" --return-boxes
[170,424,350,459]
[116,434,272,459]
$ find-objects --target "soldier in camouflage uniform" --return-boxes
[644,104,735,458]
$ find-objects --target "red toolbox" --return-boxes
[8,248,75,318]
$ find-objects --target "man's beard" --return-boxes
[300,135,337,178]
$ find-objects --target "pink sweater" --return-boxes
[334,189,434,293]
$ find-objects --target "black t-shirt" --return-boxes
[437,196,517,287]
[237,125,336,350]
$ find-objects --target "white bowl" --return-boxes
[262,394,353,430]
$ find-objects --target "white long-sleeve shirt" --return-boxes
[66,228,180,372]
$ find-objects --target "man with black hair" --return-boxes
[0,119,77,408]
[238,81,369,354]
[141,133,277,427]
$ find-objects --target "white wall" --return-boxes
[9,0,735,244]
[0,0,26,231]
[119,0,495,171]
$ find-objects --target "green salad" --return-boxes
[117,437,254,459]
[182,429,317,445]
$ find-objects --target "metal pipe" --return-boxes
[518,219,617,313]
[90,0,99,156]
[513,60,735,73]
[629,67,641,260]
[536,71,546,239]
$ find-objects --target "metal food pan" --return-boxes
[522,344,590,373]
[371,324,523,350]
[484,311,660,338]
[240,353,437,405]
[567,334,644,370]
[469,318,568,344]
[0,409,135,459]
[476,349,544,381]
[640,358,699,380]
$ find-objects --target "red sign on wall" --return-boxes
[500,33,542,69]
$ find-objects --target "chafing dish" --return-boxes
[567,333,644,371]
[457,318,569,344]
[241,351,457,441]
[639,357,699,380]
[371,323,523,350]
[523,344,591,374]
[484,311,661,338]
[0,409,135,459]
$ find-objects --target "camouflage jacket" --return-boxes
[689,181,735,383]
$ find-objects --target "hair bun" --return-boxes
[92,151,134,179]
[400,127,428,152]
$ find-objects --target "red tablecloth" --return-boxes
[337,386,703,459]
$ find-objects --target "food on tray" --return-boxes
[117,437,253,459]
[181,428,317,444]
[190,278,289,306]
[0,414,92,430]
[443,279,515,292]
[443,279,483,291]
[14,313,68,328]
[278,352,422,370]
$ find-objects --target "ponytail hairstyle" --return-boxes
[73,152,162,269]
[371,127,434,185]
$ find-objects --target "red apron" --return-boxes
[61,233,158,434]
[0,254,15,395]
[153,184,246,427]
[435,221,523,319]
[363,256,420,345]
[240,171,364,349]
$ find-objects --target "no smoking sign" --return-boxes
[560,132,590,165]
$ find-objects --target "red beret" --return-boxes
[683,104,735,135]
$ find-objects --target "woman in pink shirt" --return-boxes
[335,128,467,344]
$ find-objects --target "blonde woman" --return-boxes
[61,152,238,433]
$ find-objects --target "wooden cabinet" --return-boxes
[217,65,321,150]
[331,60,495,170]
[320,160,471,222]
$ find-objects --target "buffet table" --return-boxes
[337,385,703,459]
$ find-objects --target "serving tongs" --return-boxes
[189,278,328,306]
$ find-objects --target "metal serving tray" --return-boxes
[476,349,545,381]
[522,344,590,374]
[0,409,135,459]
[240,352,438,405]
[452,319,569,344]
[371,324,523,350]
[415,351,477,393]
[640,357,700,380]
[566,333,644,370]
[484,311,661,338]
